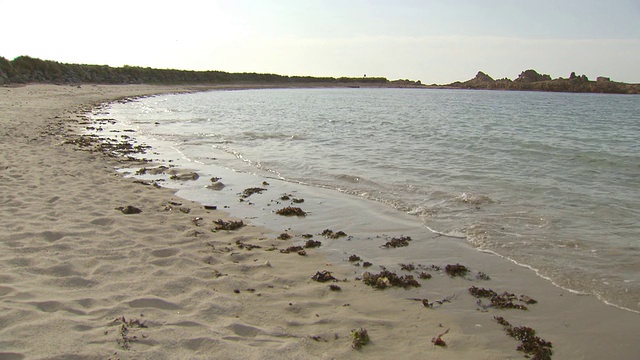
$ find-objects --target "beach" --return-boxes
[1,84,639,359]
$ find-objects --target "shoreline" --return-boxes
[1,84,639,359]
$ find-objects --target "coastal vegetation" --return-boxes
[0,55,390,85]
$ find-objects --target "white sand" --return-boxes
[1,84,638,359]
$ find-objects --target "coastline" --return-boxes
[1,84,639,359]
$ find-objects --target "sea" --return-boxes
[91,87,640,313]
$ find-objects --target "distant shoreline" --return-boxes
[3,55,638,95]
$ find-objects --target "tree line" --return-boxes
[0,55,389,85]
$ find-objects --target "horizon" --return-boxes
[2,0,639,84]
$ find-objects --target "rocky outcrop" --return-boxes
[445,69,639,94]
[514,69,552,83]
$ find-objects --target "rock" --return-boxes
[515,69,551,83]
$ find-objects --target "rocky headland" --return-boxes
[442,69,640,94]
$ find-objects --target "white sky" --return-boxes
[2,0,639,84]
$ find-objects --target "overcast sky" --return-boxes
[2,0,639,84]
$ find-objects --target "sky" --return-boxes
[2,0,639,84]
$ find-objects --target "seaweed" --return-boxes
[348,254,362,262]
[350,328,370,350]
[278,233,292,240]
[112,316,147,350]
[418,272,432,279]
[312,270,337,282]
[213,219,245,231]
[382,236,412,248]
[329,284,342,291]
[292,198,305,203]
[468,286,534,310]
[116,205,142,214]
[304,240,322,248]
[361,269,421,289]
[321,229,348,239]
[362,261,373,268]
[476,271,491,280]
[411,296,454,309]
[241,187,267,199]
[431,328,449,347]
[400,263,415,271]
[494,316,553,360]
[276,206,307,216]
[280,246,304,254]
[235,239,262,250]
[445,263,469,277]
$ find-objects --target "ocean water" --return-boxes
[95,88,640,312]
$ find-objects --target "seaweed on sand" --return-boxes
[241,187,267,199]
[312,270,337,282]
[304,240,322,248]
[213,219,245,231]
[321,229,347,239]
[276,206,307,216]
[468,286,534,310]
[351,328,370,349]
[494,316,553,360]
[361,269,421,289]
[445,263,469,277]
[382,236,412,248]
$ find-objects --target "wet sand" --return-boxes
[1,83,638,359]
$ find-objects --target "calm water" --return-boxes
[99,88,640,312]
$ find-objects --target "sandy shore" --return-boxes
[1,84,639,359]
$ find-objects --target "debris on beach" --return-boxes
[235,239,262,250]
[350,328,370,349]
[116,205,142,214]
[280,245,304,254]
[329,284,342,291]
[411,296,454,309]
[169,171,199,181]
[382,236,412,248]
[292,198,305,203]
[400,263,415,271]
[312,270,337,282]
[418,272,432,279]
[362,261,373,268]
[321,229,347,239]
[241,187,267,199]
[361,269,421,289]
[431,328,449,347]
[213,219,245,231]
[445,263,469,277]
[276,206,307,216]
[111,316,147,350]
[468,286,534,310]
[278,233,292,240]
[303,239,322,248]
[494,316,553,359]
[476,271,491,280]
[348,254,362,262]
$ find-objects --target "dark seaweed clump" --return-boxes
[304,240,322,248]
[351,328,370,349]
[495,316,553,360]
[348,254,362,262]
[445,263,469,277]
[213,219,245,231]
[241,187,267,199]
[469,286,535,310]
[382,236,412,248]
[312,270,337,282]
[321,229,348,239]
[361,270,421,289]
[276,206,307,216]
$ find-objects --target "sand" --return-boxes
[1,84,639,359]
